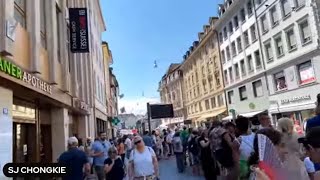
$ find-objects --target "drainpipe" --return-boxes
[213,29,229,120]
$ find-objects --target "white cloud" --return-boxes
[118,97,160,115]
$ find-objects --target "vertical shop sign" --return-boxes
[69,8,89,53]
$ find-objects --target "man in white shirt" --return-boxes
[258,113,272,129]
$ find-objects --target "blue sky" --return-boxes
[100,0,222,114]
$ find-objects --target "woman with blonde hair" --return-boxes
[277,117,309,180]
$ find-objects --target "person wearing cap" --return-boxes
[128,136,159,180]
[58,136,91,180]
[299,126,320,179]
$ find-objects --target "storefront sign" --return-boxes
[69,8,89,53]
[22,72,52,94]
[72,98,89,112]
[281,95,311,104]
[0,57,52,94]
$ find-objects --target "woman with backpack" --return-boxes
[188,129,200,175]
[199,129,218,180]
[128,136,159,180]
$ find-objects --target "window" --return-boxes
[256,0,262,5]
[215,72,221,87]
[229,67,233,82]
[239,86,248,101]
[286,28,297,50]
[228,91,234,104]
[235,63,240,79]
[244,31,249,47]
[40,0,47,48]
[270,6,279,26]
[253,80,263,97]
[247,55,253,72]
[231,42,237,56]
[295,0,306,8]
[226,46,231,60]
[224,70,228,84]
[199,102,203,112]
[250,25,257,42]
[219,32,223,42]
[274,71,287,91]
[229,22,233,34]
[234,16,239,29]
[56,4,61,63]
[211,97,216,108]
[14,0,26,28]
[218,95,224,106]
[281,0,291,17]
[264,42,273,62]
[221,50,226,63]
[205,100,210,110]
[275,36,284,57]
[247,1,253,15]
[297,60,315,85]
[240,59,246,76]
[254,51,262,68]
[223,27,228,39]
[240,8,246,22]
[299,20,311,44]
[261,15,269,33]
[237,37,243,52]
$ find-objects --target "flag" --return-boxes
[120,107,126,113]
[119,94,124,99]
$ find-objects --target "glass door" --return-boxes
[13,122,36,163]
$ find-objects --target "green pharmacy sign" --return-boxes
[0,57,52,94]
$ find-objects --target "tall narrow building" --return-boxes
[217,0,269,121]
[181,17,227,127]
[255,0,320,126]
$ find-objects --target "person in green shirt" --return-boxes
[180,126,189,165]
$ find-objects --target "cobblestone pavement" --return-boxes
[159,157,205,180]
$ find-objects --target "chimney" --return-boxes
[193,41,199,47]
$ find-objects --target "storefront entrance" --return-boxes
[13,122,37,163]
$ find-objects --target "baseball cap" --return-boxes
[298,126,320,148]
[68,136,79,145]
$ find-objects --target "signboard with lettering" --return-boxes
[69,8,89,53]
[0,57,52,94]
[281,95,311,104]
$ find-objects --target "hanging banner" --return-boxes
[69,8,89,53]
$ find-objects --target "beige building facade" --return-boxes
[0,0,107,167]
[159,64,185,126]
[181,17,227,127]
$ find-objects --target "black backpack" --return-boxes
[188,136,199,155]
[214,132,234,168]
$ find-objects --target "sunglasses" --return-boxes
[134,140,142,145]
[111,151,117,154]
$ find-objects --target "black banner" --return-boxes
[149,104,174,119]
[69,8,89,53]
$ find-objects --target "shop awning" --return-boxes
[198,109,226,121]
[239,110,266,118]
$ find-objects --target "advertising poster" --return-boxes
[0,111,12,178]
[69,8,89,53]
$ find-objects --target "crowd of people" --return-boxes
[57,94,320,180]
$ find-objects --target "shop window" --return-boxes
[253,80,263,97]
[239,86,248,101]
[297,60,315,85]
[14,0,26,28]
[274,71,287,91]
[228,91,234,104]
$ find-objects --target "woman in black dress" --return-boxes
[104,146,125,180]
[198,130,218,180]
